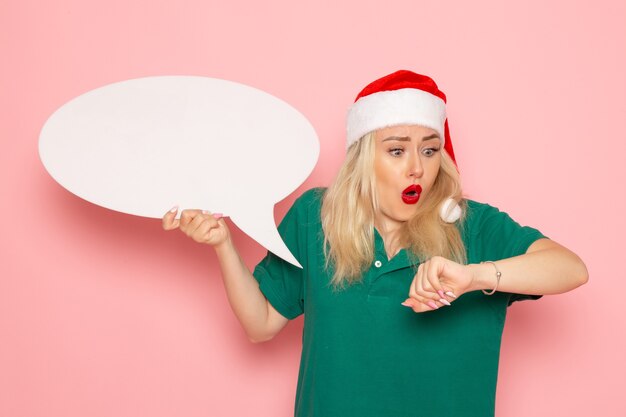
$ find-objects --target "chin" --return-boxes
[391,208,417,223]
[398,213,415,223]
[377,200,419,226]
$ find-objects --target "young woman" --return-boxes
[162,70,588,417]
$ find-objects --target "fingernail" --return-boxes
[439,298,451,306]
[437,290,445,298]
[445,291,457,299]
[212,213,223,219]
[401,302,412,307]
[427,301,439,310]
[169,206,178,213]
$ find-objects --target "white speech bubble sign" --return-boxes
[39,76,320,267]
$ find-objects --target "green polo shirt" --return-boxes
[253,188,546,417]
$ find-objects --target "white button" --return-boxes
[374,260,382,268]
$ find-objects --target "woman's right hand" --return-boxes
[162,207,230,247]
[162,206,288,342]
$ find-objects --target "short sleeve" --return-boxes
[252,189,321,320]
[463,200,548,306]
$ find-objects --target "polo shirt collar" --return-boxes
[373,228,420,275]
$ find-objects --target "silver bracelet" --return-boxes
[480,261,501,295]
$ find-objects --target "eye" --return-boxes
[389,147,404,157]
[422,147,440,157]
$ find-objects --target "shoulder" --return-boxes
[278,187,327,229]
[290,187,327,213]
[464,199,506,214]
[463,199,508,224]
[461,198,546,253]
[463,199,509,228]
[296,187,327,204]
[461,198,533,237]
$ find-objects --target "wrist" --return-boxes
[214,236,235,255]
[468,263,498,292]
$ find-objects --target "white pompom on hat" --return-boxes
[440,197,462,223]
[347,70,461,223]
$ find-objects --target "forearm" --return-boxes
[162,208,285,341]
[468,240,588,296]
[214,238,275,342]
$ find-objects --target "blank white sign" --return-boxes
[39,76,320,267]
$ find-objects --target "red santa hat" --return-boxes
[346,70,456,165]
[347,70,461,222]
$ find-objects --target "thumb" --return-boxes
[162,206,181,230]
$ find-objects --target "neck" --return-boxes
[375,219,404,260]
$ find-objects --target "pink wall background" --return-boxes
[2,0,624,416]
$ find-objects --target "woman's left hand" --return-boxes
[403,256,476,313]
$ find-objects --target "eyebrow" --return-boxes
[382,133,440,142]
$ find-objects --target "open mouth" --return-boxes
[401,184,422,204]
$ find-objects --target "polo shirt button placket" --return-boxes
[367,259,385,300]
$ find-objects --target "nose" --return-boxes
[407,151,424,179]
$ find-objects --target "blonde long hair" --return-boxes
[321,132,466,287]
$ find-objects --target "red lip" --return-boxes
[401,184,422,205]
